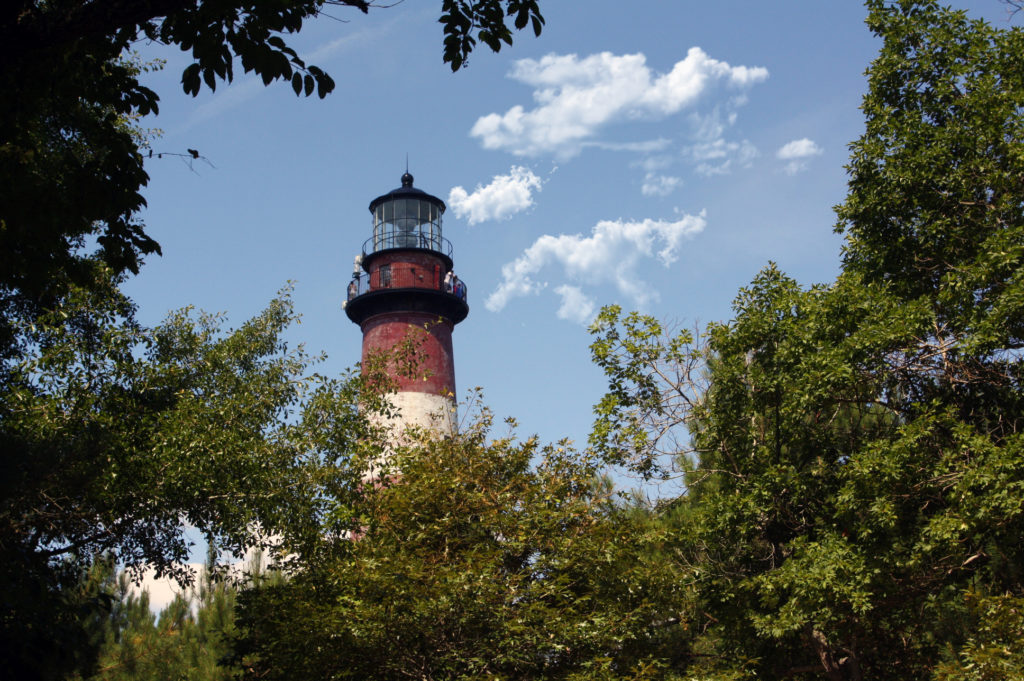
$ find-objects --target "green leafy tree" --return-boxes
[0,2,548,678]
[232,414,689,681]
[588,2,1024,679]
[0,273,385,679]
[588,307,706,483]
[74,549,279,681]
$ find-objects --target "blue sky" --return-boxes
[124,0,1011,453]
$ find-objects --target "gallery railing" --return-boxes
[345,266,468,303]
[362,232,454,259]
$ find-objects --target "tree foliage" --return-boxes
[1,2,546,677]
[11,0,1024,679]
[837,0,1024,355]
[588,2,1024,679]
[69,550,266,681]
[232,416,689,680]
[588,307,705,482]
[0,276,384,679]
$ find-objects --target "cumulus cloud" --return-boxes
[554,285,596,325]
[641,173,682,197]
[470,48,768,158]
[776,138,823,174]
[448,166,543,225]
[777,138,823,159]
[485,213,706,321]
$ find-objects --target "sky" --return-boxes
[124,1,1020,453]
[121,0,1017,608]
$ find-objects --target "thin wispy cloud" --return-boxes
[486,213,706,323]
[585,139,673,153]
[448,166,543,225]
[176,23,391,133]
[470,48,768,159]
[777,138,823,175]
[641,173,682,197]
[684,108,758,176]
[634,155,673,173]
[693,140,758,176]
[180,77,266,132]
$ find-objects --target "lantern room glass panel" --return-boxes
[371,197,444,252]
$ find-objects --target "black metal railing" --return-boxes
[344,266,468,303]
[362,232,454,259]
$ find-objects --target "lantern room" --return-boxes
[367,171,450,260]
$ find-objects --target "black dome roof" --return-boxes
[368,172,446,214]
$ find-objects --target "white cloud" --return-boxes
[470,48,768,158]
[641,173,682,197]
[448,166,543,225]
[554,285,596,325]
[683,108,759,176]
[695,161,730,176]
[738,141,760,165]
[692,140,758,176]
[777,138,823,160]
[485,213,706,317]
[776,138,823,174]
[634,155,673,173]
[585,138,673,153]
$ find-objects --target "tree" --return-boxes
[837,0,1024,356]
[0,2,548,678]
[588,306,706,483]
[588,2,1024,679]
[70,548,272,681]
[232,415,690,681]
[0,274,388,679]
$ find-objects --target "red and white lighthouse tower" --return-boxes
[344,172,469,435]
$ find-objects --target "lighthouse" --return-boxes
[344,172,469,436]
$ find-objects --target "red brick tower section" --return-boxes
[343,172,469,435]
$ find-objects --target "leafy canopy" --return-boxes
[0,3,545,676]
[233,416,689,681]
[587,2,1024,679]
[0,274,393,679]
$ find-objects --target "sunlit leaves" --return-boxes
[837,0,1024,354]
[588,305,703,480]
[235,420,687,680]
[1,277,374,588]
[586,4,1024,677]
